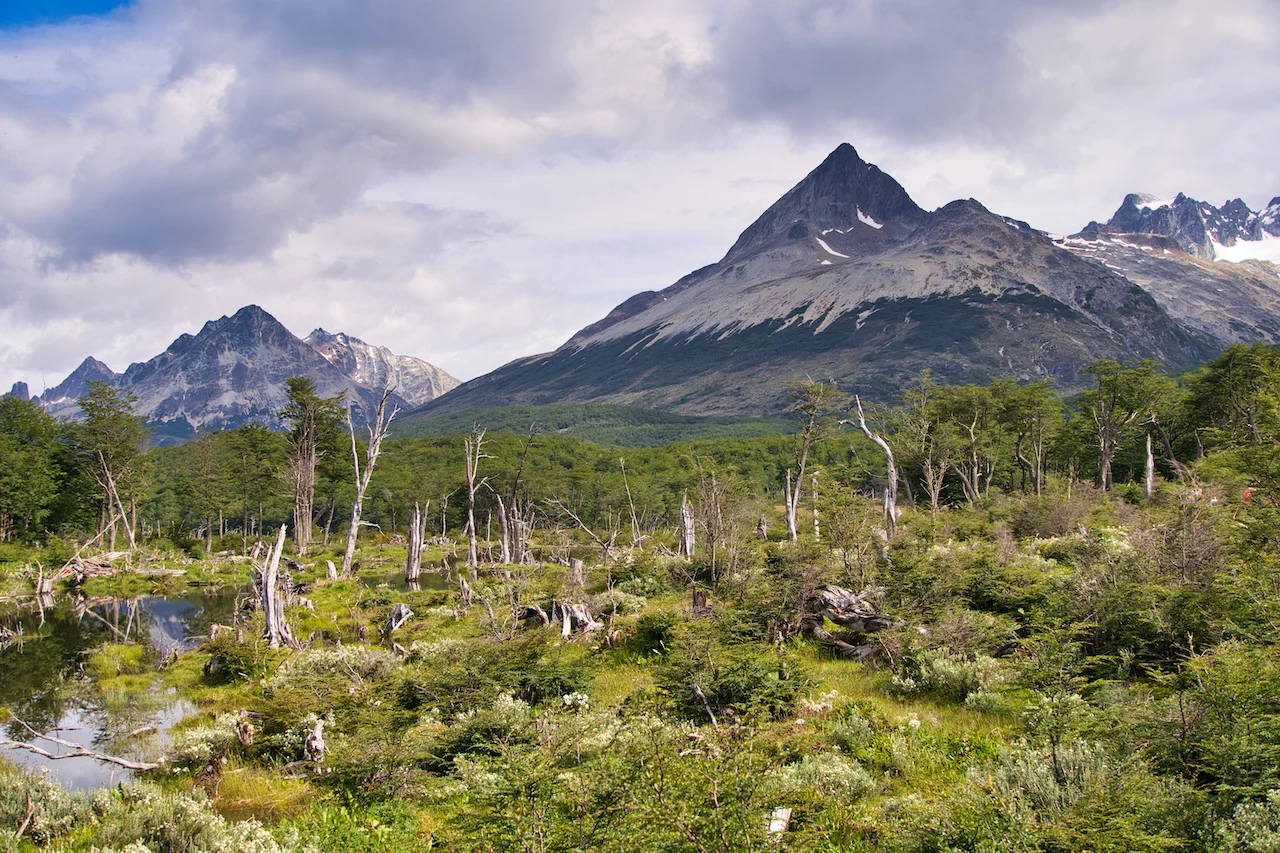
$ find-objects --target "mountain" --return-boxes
[5,382,30,401]
[1059,195,1280,346]
[305,329,458,408]
[413,143,1216,418]
[29,305,456,442]
[37,357,119,419]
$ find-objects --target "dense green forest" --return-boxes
[5,345,1280,851]
[391,403,792,447]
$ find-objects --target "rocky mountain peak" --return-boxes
[304,327,459,409]
[721,142,926,262]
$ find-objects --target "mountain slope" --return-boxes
[1059,194,1280,346]
[415,144,1212,417]
[305,329,458,408]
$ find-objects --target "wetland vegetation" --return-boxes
[5,346,1280,851]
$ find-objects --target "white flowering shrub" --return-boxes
[768,752,878,799]
[167,713,241,769]
[1215,790,1280,853]
[890,648,1007,702]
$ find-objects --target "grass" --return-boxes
[212,764,315,822]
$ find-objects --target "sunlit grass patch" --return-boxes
[592,663,654,707]
[212,765,314,822]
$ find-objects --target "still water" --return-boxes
[0,591,238,789]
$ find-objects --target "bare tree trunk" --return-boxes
[785,469,799,541]
[495,494,511,563]
[811,472,820,540]
[1145,434,1156,500]
[342,390,399,575]
[850,396,898,537]
[679,492,696,559]
[463,427,489,570]
[260,526,294,649]
[406,502,424,581]
[621,458,641,543]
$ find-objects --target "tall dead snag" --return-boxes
[498,423,538,565]
[548,499,616,562]
[1145,434,1156,500]
[679,492,696,558]
[463,427,490,570]
[784,380,848,541]
[849,395,899,537]
[341,389,399,575]
[260,526,295,649]
[406,501,428,581]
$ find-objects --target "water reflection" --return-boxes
[0,591,238,789]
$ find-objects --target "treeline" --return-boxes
[2,344,1278,554]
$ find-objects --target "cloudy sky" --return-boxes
[1,0,1278,393]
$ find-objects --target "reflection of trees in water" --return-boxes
[0,601,111,735]
[0,593,239,746]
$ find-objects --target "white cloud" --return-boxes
[1,0,1278,392]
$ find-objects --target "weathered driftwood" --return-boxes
[0,717,159,772]
[383,602,413,637]
[800,585,894,658]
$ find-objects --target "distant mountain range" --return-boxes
[411,143,1280,417]
[9,305,457,443]
[12,143,1280,433]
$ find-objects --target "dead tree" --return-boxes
[463,427,491,570]
[341,389,399,575]
[406,501,428,581]
[548,499,617,561]
[848,395,899,537]
[800,585,895,658]
[259,526,295,649]
[784,380,847,541]
[678,492,696,559]
[1145,434,1156,500]
[550,600,602,638]
[382,602,413,637]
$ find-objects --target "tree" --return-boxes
[0,397,60,541]
[280,377,344,556]
[185,434,229,554]
[1080,360,1164,490]
[783,380,848,541]
[897,372,951,516]
[1186,342,1280,449]
[992,378,1062,496]
[228,424,285,550]
[78,381,148,550]
[341,389,398,575]
[463,425,490,569]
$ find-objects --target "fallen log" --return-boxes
[800,585,895,657]
[0,717,159,772]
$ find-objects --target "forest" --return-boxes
[3,344,1280,851]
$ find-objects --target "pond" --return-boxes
[0,591,239,789]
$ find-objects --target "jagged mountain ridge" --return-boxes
[1057,193,1280,346]
[24,306,457,441]
[305,329,459,408]
[414,143,1220,418]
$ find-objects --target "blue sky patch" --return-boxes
[0,0,131,29]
